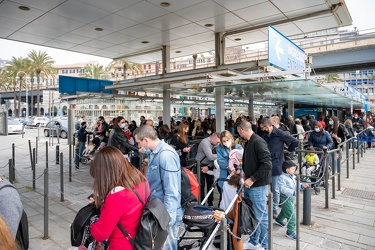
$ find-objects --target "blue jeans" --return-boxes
[163,207,183,250]
[272,175,280,211]
[78,141,86,159]
[244,185,269,249]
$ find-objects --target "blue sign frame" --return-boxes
[268,26,306,71]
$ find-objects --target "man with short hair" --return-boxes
[195,132,220,206]
[140,115,146,126]
[259,118,299,220]
[237,120,272,250]
[133,125,182,250]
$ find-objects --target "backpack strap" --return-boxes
[117,181,148,245]
[0,184,16,191]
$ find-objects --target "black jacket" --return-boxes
[107,128,138,154]
[243,134,272,187]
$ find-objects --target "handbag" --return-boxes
[237,197,256,236]
[71,203,100,247]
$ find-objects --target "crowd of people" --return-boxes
[71,112,372,250]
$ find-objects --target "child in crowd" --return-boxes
[83,140,95,157]
[275,160,309,240]
[302,148,320,181]
[228,148,243,172]
[219,171,240,211]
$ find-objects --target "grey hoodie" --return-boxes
[0,178,23,238]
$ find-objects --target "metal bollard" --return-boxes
[220,216,227,250]
[36,137,38,164]
[12,143,15,181]
[56,144,60,164]
[46,142,48,169]
[43,168,49,240]
[33,148,36,190]
[28,140,33,170]
[69,143,72,182]
[9,159,13,184]
[296,177,300,250]
[268,190,273,250]
[197,160,201,203]
[60,152,64,202]
[22,126,25,138]
[302,186,311,225]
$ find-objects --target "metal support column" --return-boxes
[215,87,225,133]
[215,32,225,66]
[248,94,254,118]
[162,45,171,127]
[288,101,295,117]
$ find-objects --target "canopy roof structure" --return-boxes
[0,0,352,63]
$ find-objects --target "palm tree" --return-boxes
[28,50,56,116]
[0,68,18,116]
[79,63,109,80]
[107,59,143,80]
[7,57,31,117]
[325,74,343,83]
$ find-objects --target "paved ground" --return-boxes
[1,128,374,250]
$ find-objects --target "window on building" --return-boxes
[148,65,151,69]
[70,69,75,73]
[117,67,122,71]
[368,88,374,94]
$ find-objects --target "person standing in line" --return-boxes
[139,115,146,126]
[90,146,148,250]
[169,122,191,168]
[259,118,299,220]
[237,120,272,250]
[108,116,140,161]
[275,160,309,240]
[133,125,182,250]
[295,118,305,141]
[195,132,220,206]
[77,121,92,169]
[0,177,23,239]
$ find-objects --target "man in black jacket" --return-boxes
[237,120,272,250]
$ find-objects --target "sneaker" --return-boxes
[243,241,262,250]
[273,210,278,219]
[274,219,286,228]
[286,231,297,240]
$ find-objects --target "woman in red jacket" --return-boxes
[90,146,148,249]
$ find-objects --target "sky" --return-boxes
[0,0,373,66]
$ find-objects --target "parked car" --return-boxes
[8,119,23,134]
[44,120,68,139]
[27,117,50,127]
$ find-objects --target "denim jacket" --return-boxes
[278,172,305,197]
[146,140,182,225]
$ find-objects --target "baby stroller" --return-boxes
[178,177,248,250]
[80,142,106,165]
[301,147,329,195]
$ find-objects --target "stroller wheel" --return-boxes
[314,187,320,195]
[81,158,88,165]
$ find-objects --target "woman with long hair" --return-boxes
[216,130,243,204]
[169,122,191,167]
[90,146,149,250]
[108,116,140,160]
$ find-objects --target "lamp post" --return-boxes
[16,71,27,118]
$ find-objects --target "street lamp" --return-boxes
[16,71,27,118]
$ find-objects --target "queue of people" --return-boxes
[72,112,367,250]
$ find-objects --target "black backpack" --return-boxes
[117,182,170,250]
[0,184,29,250]
[70,203,100,247]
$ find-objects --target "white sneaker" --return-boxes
[243,241,263,250]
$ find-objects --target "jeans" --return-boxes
[200,172,214,206]
[78,141,86,159]
[328,152,338,173]
[271,175,280,211]
[244,185,269,249]
[163,207,183,250]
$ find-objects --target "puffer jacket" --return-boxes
[108,128,138,154]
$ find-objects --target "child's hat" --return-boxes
[282,160,297,173]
